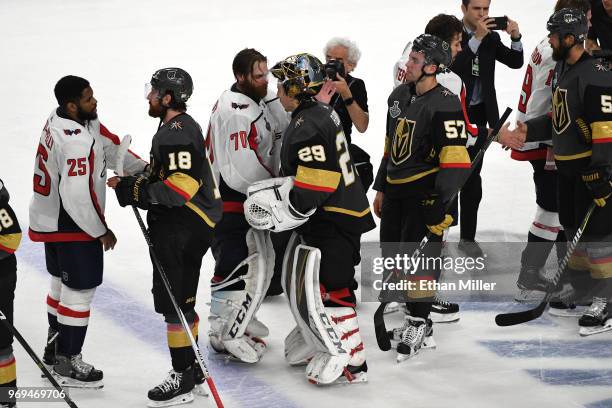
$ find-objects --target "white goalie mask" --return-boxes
[244,177,315,232]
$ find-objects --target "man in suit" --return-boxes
[451,0,524,256]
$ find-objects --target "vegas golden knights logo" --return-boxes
[391,119,416,165]
[552,88,571,134]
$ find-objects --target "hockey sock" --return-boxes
[166,312,198,372]
[522,232,555,269]
[56,286,94,356]
[0,347,16,387]
[46,276,61,331]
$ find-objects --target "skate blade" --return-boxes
[422,336,436,349]
[430,312,460,323]
[396,350,420,363]
[579,320,612,337]
[548,308,584,318]
[50,374,103,389]
[147,391,194,407]
[193,383,208,397]
[335,372,368,384]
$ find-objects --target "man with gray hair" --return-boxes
[318,37,373,191]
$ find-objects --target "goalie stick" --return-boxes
[0,310,78,408]
[495,202,597,326]
[116,135,225,408]
[374,107,513,351]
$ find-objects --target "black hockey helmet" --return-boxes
[150,67,193,103]
[546,8,588,42]
[412,34,452,73]
[271,53,325,99]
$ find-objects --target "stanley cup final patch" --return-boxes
[389,101,401,118]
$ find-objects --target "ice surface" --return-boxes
[1,0,611,407]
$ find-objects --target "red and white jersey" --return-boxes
[513,37,555,158]
[207,88,289,198]
[29,109,147,242]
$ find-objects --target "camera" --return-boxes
[325,59,346,80]
[490,16,508,30]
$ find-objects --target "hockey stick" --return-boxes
[374,107,513,351]
[0,310,78,408]
[116,136,224,408]
[495,202,597,326]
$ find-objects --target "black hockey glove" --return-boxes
[421,193,453,236]
[582,166,612,207]
[115,175,150,210]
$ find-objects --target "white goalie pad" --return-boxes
[209,228,275,363]
[244,176,315,232]
[289,244,369,384]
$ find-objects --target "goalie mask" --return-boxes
[271,53,326,100]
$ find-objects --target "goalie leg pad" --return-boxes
[288,244,366,384]
[284,325,317,366]
[208,229,274,363]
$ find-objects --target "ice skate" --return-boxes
[52,353,103,389]
[579,297,612,336]
[396,316,430,363]
[147,366,195,407]
[431,295,460,323]
[388,316,436,350]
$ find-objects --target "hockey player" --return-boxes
[110,68,222,406]
[512,0,591,304]
[29,76,147,388]
[388,14,483,324]
[245,53,375,384]
[373,34,472,361]
[205,48,289,364]
[501,8,612,335]
[0,179,21,408]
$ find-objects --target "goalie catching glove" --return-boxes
[114,175,150,210]
[421,193,453,236]
[245,177,315,232]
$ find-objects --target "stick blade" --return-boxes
[495,302,547,326]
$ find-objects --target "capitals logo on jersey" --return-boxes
[391,118,416,165]
[552,88,571,134]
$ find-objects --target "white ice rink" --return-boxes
[1,0,611,407]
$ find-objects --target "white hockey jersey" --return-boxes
[29,109,147,242]
[207,87,289,206]
[513,37,555,158]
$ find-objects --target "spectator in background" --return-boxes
[586,0,612,52]
[317,37,373,192]
[451,0,524,257]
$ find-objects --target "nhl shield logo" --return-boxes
[391,119,416,165]
[389,101,401,118]
[552,88,570,134]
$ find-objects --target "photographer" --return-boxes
[317,37,373,191]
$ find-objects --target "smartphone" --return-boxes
[490,16,508,30]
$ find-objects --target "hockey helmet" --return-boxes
[149,67,193,103]
[271,53,326,99]
[546,8,588,42]
[412,34,452,73]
